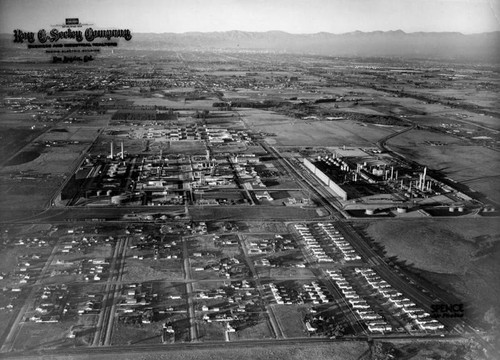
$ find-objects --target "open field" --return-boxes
[271,304,309,338]
[361,218,500,329]
[8,341,371,360]
[0,123,100,211]
[240,109,400,147]
[11,321,78,351]
[190,206,321,221]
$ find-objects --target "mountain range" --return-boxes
[2,30,499,61]
[122,30,500,60]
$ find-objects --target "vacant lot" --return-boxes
[271,304,309,338]
[122,259,184,282]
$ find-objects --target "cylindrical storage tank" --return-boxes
[458,206,464,212]
[397,207,407,214]
[449,207,455,212]
[96,190,102,196]
[106,190,112,196]
[365,209,375,215]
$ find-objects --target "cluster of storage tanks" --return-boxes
[316,155,350,172]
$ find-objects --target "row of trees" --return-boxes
[112,109,178,121]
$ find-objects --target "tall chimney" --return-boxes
[110,141,114,158]
[422,167,427,190]
[121,142,124,160]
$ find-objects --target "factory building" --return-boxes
[303,157,348,200]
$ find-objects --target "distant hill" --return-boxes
[1,30,499,61]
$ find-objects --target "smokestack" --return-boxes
[110,141,114,158]
[391,166,394,180]
[121,142,124,160]
[422,167,427,190]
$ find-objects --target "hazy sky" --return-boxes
[1,0,499,34]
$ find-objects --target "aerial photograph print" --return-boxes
[0,0,499,359]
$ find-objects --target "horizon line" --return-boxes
[2,29,500,36]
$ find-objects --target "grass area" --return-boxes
[25,341,370,360]
[111,322,163,346]
[240,109,397,147]
[244,222,289,233]
[361,218,500,330]
[196,320,226,341]
[374,339,487,360]
[265,267,314,279]
[12,320,75,351]
[122,259,184,282]
[271,304,309,338]
[190,206,320,221]
[231,320,273,340]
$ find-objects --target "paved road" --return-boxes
[92,236,126,346]
[182,236,198,342]
[237,233,282,338]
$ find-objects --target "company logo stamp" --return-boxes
[12,18,132,62]
[430,303,465,319]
